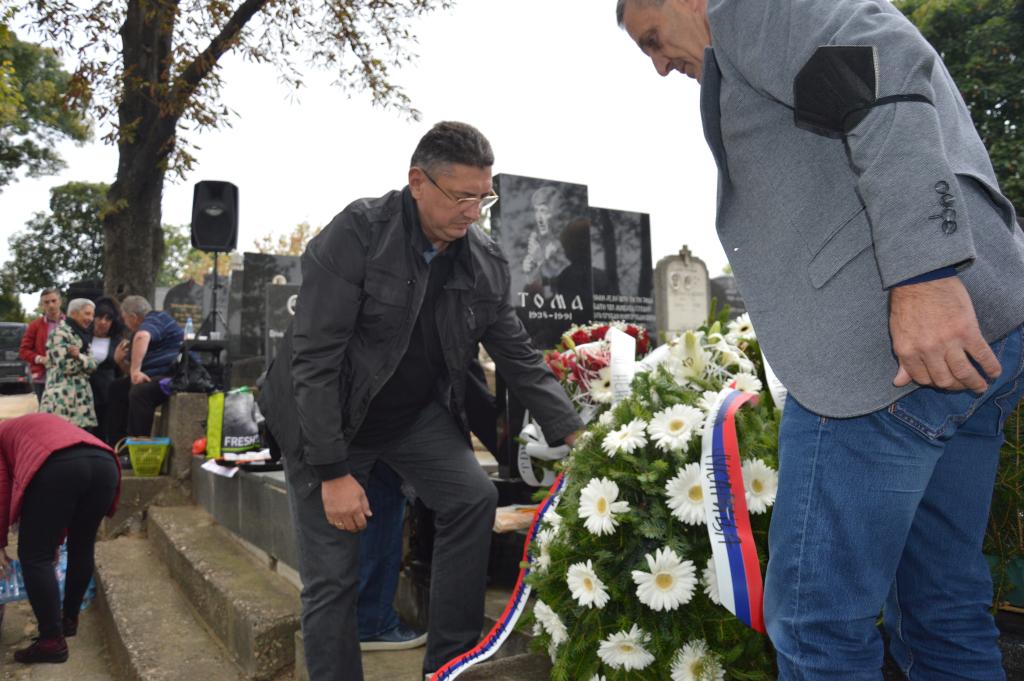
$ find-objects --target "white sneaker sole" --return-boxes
[359,632,428,652]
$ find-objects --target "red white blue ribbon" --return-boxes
[699,387,765,633]
[432,472,568,680]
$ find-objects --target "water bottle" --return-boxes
[184,316,194,340]
[0,559,26,604]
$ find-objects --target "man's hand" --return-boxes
[130,369,151,385]
[564,431,581,447]
[34,355,46,365]
[322,475,372,533]
[890,276,1001,393]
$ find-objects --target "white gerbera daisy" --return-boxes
[742,458,778,514]
[727,312,755,339]
[534,527,555,572]
[533,600,567,646]
[579,477,630,536]
[597,624,655,671]
[671,639,726,681]
[732,373,763,393]
[598,409,615,427]
[590,676,607,681]
[648,404,704,452]
[588,366,614,404]
[702,557,721,605]
[665,463,706,526]
[542,508,562,530]
[601,419,647,457]
[567,559,610,608]
[631,547,698,611]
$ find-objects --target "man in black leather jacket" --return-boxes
[258,121,582,681]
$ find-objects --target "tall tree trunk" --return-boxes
[103,0,178,300]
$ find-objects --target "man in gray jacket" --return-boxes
[258,121,582,681]
[617,1,1024,679]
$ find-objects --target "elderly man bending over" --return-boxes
[106,296,183,446]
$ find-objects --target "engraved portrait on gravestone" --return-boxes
[491,174,592,348]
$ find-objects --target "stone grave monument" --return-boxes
[589,206,655,334]
[265,284,300,367]
[654,245,711,339]
[710,274,747,319]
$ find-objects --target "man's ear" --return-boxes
[409,167,426,200]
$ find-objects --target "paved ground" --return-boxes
[0,393,36,421]
[1,533,115,681]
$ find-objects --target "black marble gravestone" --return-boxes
[710,275,747,319]
[264,284,300,367]
[162,280,204,329]
[491,174,592,350]
[239,253,302,358]
[589,206,655,333]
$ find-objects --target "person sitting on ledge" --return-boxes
[107,295,183,446]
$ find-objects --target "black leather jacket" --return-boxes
[258,188,582,478]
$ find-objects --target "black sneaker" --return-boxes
[359,623,428,651]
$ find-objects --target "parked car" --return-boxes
[0,321,31,394]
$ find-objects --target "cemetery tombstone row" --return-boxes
[265,284,301,367]
[489,173,656,492]
[238,253,302,358]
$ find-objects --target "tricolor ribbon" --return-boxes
[700,387,765,633]
[432,472,568,680]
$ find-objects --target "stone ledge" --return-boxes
[146,505,301,680]
[94,535,245,681]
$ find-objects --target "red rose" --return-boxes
[592,325,609,340]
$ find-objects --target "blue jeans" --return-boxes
[764,324,1024,681]
[357,461,406,640]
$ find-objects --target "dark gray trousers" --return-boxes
[283,401,498,681]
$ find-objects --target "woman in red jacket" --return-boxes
[0,413,121,664]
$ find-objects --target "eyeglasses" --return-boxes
[421,168,500,211]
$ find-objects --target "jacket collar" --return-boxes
[401,186,477,290]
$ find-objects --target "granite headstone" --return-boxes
[589,206,655,333]
[654,245,710,338]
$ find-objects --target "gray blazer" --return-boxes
[702,0,1024,417]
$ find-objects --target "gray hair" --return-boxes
[67,298,95,315]
[616,0,665,26]
[410,121,494,175]
[120,295,152,319]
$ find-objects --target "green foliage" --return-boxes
[986,397,1024,605]
[0,263,26,321]
[0,25,90,190]
[158,223,229,287]
[253,222,322,256]
[527,322,778,679]
[8,181,107,291]
[896,0,1024,212]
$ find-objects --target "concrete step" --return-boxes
[94,535,246,681]
[459,653,551,681]
[294,584,534,681]
[146,505,301,681]
[99,474,190,540]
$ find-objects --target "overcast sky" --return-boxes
[0,0,726,310]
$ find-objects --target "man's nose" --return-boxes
[464,202,483,220]
[653,54,671,77]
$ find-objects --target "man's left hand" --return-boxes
[889,276,1001,393]
[131,370,151,385]
[564,431,581,447]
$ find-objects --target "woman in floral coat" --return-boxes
[40,299,98,428]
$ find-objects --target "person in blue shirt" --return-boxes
[106,296,184,445]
